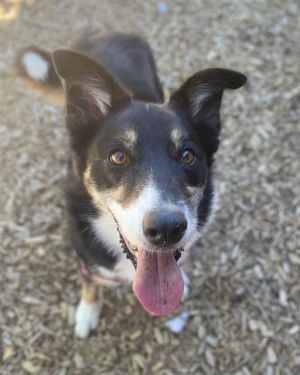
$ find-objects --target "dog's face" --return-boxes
[53,50,246,315]
[86,103,207,253]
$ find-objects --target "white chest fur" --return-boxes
[89,214,136,284]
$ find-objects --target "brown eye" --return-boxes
[181,149,194,165]
[109,150,128,166]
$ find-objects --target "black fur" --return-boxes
[72,31,164,103]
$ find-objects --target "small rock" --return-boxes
[68,305,75,325]
[73,353,85,369]
[3,346,14,361]
[206,335,218,348]
[198,325,206,339]
[289,253,300,265]
[249,319,259,331]
[279,289,288,307]
[267,346,277,364]
[288,325,299,335]
[253,264,264,279]
[205,349,216,368]
[22,361,40,374]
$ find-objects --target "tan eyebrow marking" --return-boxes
[121,128,137,149]
[170,127,184,147]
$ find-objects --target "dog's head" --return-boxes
[53,50,246,315]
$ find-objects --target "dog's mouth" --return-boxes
[118,229,184,268]
[114,219,185,316]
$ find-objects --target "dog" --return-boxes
[15,31,247,338]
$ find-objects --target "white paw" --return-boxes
[75,299,101,339]
[181,270,191,301]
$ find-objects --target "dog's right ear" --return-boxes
[52,50,131,150]
[169,68,247,162]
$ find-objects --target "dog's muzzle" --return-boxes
[110,211,184,268]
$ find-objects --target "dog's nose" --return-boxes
[143,210,187,247]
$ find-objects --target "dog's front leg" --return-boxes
[75,278,102,339]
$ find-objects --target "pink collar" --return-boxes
[79,260,124,287]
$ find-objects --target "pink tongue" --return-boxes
[133,250,184,316]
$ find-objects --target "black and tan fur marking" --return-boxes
[14,31,246,338]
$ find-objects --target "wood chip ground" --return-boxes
[0,1,299,374]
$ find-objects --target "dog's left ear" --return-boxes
[52,49,131,152]
[169,68,247,159]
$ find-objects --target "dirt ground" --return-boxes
[0,1,299,374]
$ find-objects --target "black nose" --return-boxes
[143,210,187,247]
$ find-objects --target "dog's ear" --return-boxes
[169,68,247,161]
[52,50,131,150]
